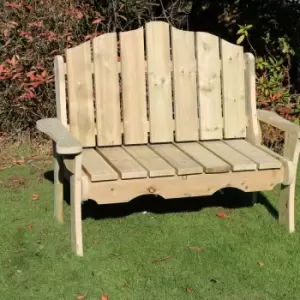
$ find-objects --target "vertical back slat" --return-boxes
[196,33,223,140]
[146,21,173,143]
[171,26,198,141]
[93,33,122,146]
[54,56,67,127]
[66,42,95,146]
[120,27,148,144]
[221,40,246,138]
[244,52,261,144]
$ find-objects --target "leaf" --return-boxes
[152,255,171,263]
[28,21,44,27]
[3,29,9,37]
[118,15,127,21]
[50,50,58,55]
[32,193,39,201]
[77,291,88,300]
[237,28,244,35]
[41,70,47,78]
[5,2,21,8]
[11,176,25,185]
[0,165,12,171]
[84,34,92,41]
[12,73,21,79]
[101,295,109,300]
[19,91,35,100]
[92,18,102,24]
[14,158,25,165]
[28,225,33,230]
[236,35,245,45]
[217,212,227,219]
[186,288,192,295]
[257,261,264,267]
[8,21,18,27]
[188,246,204,252]
[10,55,18,66]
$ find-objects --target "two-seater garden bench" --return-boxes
[37,21,300,256]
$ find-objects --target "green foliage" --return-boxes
[1,0,299,137]
[236,23,299,124]
[256,56,288,104]
[236,24,253,45]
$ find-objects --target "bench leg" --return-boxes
[53,141,64,224]
[279,133,299,233]
[279,181,295,233]
[70,154,83,256]
[251,192,258,205]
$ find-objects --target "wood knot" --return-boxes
[148,187,156,194]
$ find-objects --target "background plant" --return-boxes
[0,0,299,140]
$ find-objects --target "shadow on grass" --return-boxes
[44,170,279,221]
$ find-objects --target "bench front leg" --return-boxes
[70,153,83,256]
[53,141,64,223]
[279,133,300,232]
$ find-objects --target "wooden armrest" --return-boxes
[257,109,300,138]
[37,118,82,155]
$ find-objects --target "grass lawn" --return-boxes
[0,146,300,300]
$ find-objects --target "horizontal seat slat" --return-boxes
[82,149,118,181]
[97,147,147,179]
[150,144,203,175]
[224,139,282,170]
[123,145,175,177]
[200,141,257,171]
[176,142,230,173]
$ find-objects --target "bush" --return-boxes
[0,0,299,140]
[0,0,99,135]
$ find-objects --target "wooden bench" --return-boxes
[37,21,300,256]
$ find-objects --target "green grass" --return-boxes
[0,156,300,300]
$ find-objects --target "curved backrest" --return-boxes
[55,21,250,147]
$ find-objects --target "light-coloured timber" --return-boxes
[36,21,300,256]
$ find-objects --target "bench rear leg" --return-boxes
[53,141,64,224]
[279,133,299,233]
[70,154,83,256]
[251,192,258,205]
[279,182,295,233]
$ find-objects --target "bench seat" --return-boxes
[81,140,282,182]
